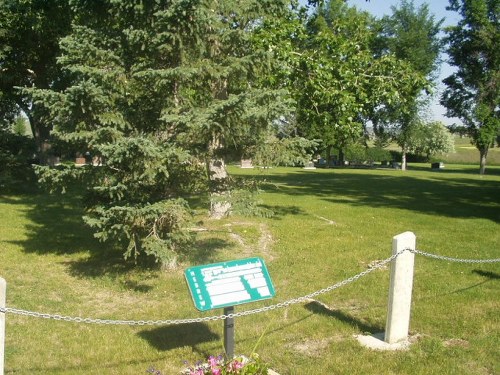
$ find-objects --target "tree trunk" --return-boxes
[207,157,231,219]
[338,148,345,166]
[325,145,332,168]
[26,108,51,165]
[401,147,407,171]
[207,135,231,219]
[479,147,488,175]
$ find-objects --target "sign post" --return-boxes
[185,257,275,358]
[223,306,235,359]
[0,278,6,375]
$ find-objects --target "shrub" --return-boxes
[0,130,37,191]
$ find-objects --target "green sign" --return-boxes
[184,257,275,311]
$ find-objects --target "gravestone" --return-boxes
[431,162,444,170]
[303,161,316,169]
[75,157,86,165]
[240,159,254,169]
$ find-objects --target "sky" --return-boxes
[300,0,463,126]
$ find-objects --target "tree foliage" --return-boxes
[374,0,444,169]
[0,0,72,161]
[32,0,299,266]
[441,0,500,174]
[286,0,427,165]
[406,121,455,159]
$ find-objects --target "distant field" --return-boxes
[437,136,500,165]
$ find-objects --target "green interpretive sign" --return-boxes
[184,257,275,311]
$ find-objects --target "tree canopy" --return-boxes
[0,0,72,160]
[441,0,500,175]
[373,0,444,170]
[31,0,300,267]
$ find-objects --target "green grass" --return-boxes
[1,165,499,374]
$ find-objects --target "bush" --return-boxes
[366,147,392,162]
[0,130,37,191]
[343,145,392,164]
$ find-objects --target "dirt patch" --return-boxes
[290,336,344,357]
[224,221,276,260]
[443,338,470,348]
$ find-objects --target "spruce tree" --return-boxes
[33,0,294,267]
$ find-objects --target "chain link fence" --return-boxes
[0,248,499,326]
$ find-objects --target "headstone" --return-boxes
[47,155,60,167]
[75,157,86,165]
[317,158,327,167]
[240,159,254,169]
[303,161,316,169]
[431,162,444,170]
[92,156,103,166]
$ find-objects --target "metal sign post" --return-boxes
[223,306,235,359]
[185,257,275,358]
[0,278,6,375]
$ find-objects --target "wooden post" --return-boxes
[0,278,6,375]
[223,306,235,359]
[385,232,416,344]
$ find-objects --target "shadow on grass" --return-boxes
[407,164,500,176]
[259,169,500,223]
[179,238,233,265]
[260,204,305,219]
[2,190,235,279]
[138,323,219,355]
[304,301,382,334]
[473,269,500,280]
[2,191,104,255]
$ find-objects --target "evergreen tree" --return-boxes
[33,0,295,267]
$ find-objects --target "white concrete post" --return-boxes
[0,277,6,375]
[385,232,415,344]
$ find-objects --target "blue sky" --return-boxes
[300,0,462,125]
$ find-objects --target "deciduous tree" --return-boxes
[0,0,72,163]
[375,0,443,170]
[441,0,499,175]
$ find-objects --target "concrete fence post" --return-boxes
[0,277,6,375]
[385,232,416,344]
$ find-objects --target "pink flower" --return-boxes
[208,356,218,368]
[233,360,243,370]
[211,368,221,375]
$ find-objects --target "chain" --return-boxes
[1,248,498,325]
[0,250,406,326]
[411,249,500,264]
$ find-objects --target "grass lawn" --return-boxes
[1,164,499,374]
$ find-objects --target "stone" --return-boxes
[303,161,316,169]
[431,162,444,169]
[240,159,254,168]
